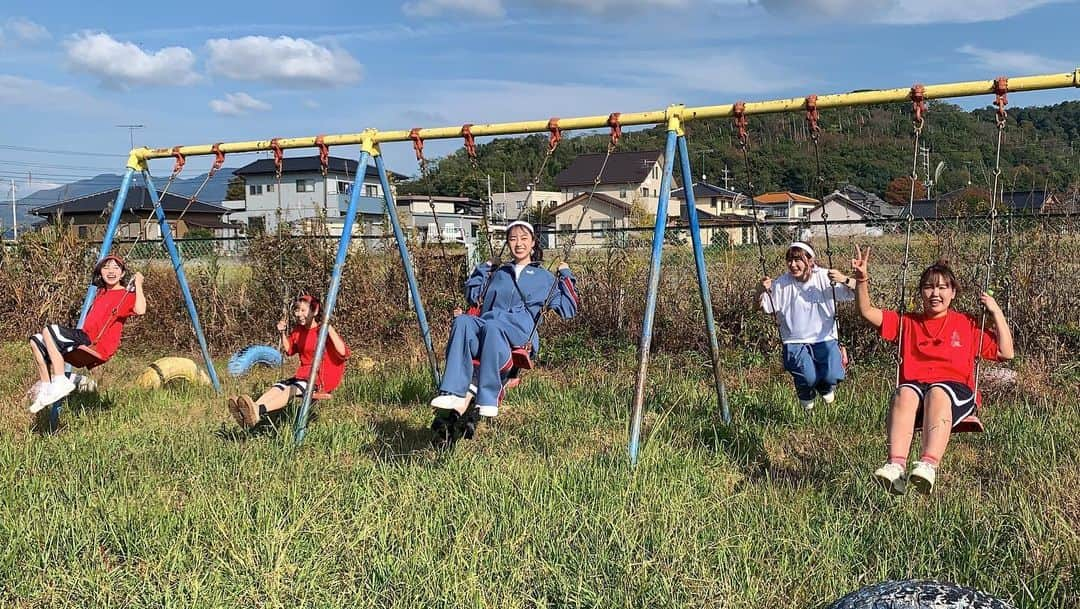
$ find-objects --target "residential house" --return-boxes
[911,189,1060,219]
[395,194,484,245]
[230,155,405,235]
[671,181,756,246]
[31,186,236,240]
[807,185,903,236]
[554,150,671,216]
[749,191,819,222]
[548,193,633,249]
[489,189,566,222]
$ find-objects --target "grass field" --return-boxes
[0,342,1076,608]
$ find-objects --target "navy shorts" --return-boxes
[896,381,976,429]
[31,325,91,367]
[272,377,310,396]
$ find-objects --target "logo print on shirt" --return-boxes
[950,330,962,348]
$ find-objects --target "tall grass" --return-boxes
[0,342,1075,608]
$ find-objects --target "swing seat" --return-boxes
[63,346,106,370]
[913,411,985,434]
[312,391,332,401]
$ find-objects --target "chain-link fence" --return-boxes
[2,212,1077,365]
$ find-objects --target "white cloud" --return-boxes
[64,32,200,88]
[209,92,272,116]
[303,99,321,109]
[403,0,506,18]
[403,0,694,17]
[0,74,99,110]
[755,0,1067,23]
[1,17,50,45]
[956,44,1071,74]
[206,36,362,87]
[629,51,811,95]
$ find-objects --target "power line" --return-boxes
[0,144,127,158]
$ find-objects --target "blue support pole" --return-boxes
[48,167,138,428]
[677,135,731,425]
[142,172,222,393]
[628,129,678,465]
[293,149,371,446]
[375,154,441,386]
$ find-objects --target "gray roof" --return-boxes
[549,192,630,216]
[233,155,406,180]
[671,181,743,200]
[554,150,663,188]
[821,184,903,218]
[31,186,228,217]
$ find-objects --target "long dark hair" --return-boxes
[506,224,544,263]
[91,255,128,289]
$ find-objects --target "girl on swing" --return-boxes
[228,294,350,429]
[431,220,579,420]
[28,254,146,412]
[851,247,1013,495]
[758,241,856,411]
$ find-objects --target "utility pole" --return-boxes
[921,145,932,199]
[10,179,16,239]
[720,164,732,190]
[116,124,145,150]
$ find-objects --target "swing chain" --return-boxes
[315,135,329,177]
[270,138,284,180]
[993,76,1009,129]
[170,146,186,179]
[547,118,562,153]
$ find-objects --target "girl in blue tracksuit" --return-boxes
[431,220,579,418]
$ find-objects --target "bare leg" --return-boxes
[919,387,954,465]
[29,336,51,383]
[40,328,66,378]
[256,385,294,415]
[886,387,921,465]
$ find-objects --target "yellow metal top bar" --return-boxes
[130,69,1080,169]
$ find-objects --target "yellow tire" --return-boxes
[135,357,213,389]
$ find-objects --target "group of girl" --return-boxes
[26,224,1012,496]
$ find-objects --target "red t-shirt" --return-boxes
[286,324,350,392]
[880,309,1000,389]
[81,287,137,360]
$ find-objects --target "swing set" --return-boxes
[95,69,1076,457]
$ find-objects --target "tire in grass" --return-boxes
[135,357,213,389]
[827,580,1016,609]
[227,345,283,376]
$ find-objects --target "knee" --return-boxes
[891,387,920,410]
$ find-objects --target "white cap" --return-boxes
[789,241,815,258]
[505,220,535,235]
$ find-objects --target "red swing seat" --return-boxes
[63,346,107,370]
[312,391,332,401]
[471,344,534,395]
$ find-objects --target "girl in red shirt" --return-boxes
[852,247,1013,495]
[28,254,145,413]
[228,294,350,429]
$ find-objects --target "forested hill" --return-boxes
[398,100,1080,201]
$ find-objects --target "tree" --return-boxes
[941,186,992,215]
[884,176,927,204]
[226,176,246,200]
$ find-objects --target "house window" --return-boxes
[266,183,274,193]
[471,224,478,238]
[591,219,613,238]
[337,181,351,194]
[620,189,627,198]
[652,166,659,180]
[249,184,263,195]
[365,184,378,197]
[641,187,649,197]
[741,227,750,244]
[77,225,89,239]
[559,223,572,235]
[248,216,266,234]
[296,179,315,193]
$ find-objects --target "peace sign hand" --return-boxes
[851,245,870,281]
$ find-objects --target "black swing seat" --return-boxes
[63,346,106,370]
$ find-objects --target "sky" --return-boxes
[1,0,1077,204]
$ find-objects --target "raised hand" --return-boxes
[827,268,848,284]
[851,245,870,281]
[760,276,772,292]
[557,262,569,272]
[277,318,289,332]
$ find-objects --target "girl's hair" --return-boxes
[784,243,813,262]
[918,259,960,292]
[296,294,321,317]
[506,224,544,263]
[91,255,128,289]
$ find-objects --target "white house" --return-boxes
[671,181,756,246]
[230,155,404,235]
[548,193,633,249]
[395,194,484,245]
[489,189,566,222]
[807,184,902,236]
[553,150,672,217]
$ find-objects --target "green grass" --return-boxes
[0,343,1076,608]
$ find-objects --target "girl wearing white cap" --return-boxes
[759,241,855,410]
[431,220,579,423]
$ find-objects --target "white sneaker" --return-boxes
[477,405,498,417]
[32,379,67,411]
[431,393,468,411]
[821,390,836,404]
[908,461,937,495]
[873,463,908,495]
[50,375,77,402]
[799,398,815,411]
[27,381,49,413]
[70,373,97,393]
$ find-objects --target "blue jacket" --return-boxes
[465,261,579,351]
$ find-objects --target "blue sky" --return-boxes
[1,0,1077,200]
